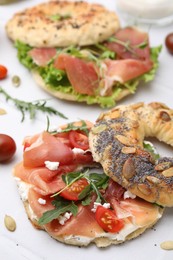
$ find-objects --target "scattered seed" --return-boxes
[0,108,6,115]
[12,75,21,87]
[92,124,107,134]
[4,215,16,232]
[160,240,173,250]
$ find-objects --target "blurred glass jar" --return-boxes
[116,0,173,25]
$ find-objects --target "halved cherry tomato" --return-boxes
[95,206,124,233]
[69,131,89,150]
[60,178,89,201]
[0,65,8,79]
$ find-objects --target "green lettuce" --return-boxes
[15,41,162,108]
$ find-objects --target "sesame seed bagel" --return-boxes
[6,1,120,47]
[89,102,173,207]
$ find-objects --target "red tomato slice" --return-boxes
[95,206,124,233]
[69,131,89,150]
[60,178,89,201]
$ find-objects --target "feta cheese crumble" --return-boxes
[58,212,72,225]
[91,202,111,213]
[124,190,136,199]
[72,148,85,154]
[38,198,46,205]
[45,161,60,170]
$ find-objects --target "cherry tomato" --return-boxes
[69,131,89,150]
[95,206,124,233]
[60,178,89,200]
[165,33,173,54]
[0,134,16,162]
[0,65,8,79]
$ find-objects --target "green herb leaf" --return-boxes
[78,184,91,200]
[0,86,68,122]
[60,120,89,135]
[38,199,78,225]
[81,195,92,206]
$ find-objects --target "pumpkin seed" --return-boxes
[4,215,16,232]
[12,75,21,87]
[160,240,173,250]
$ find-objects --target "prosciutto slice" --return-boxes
[54,54,99,96]
[104,59,153,84]
[23,132,73,168]
[29,47,57,66]
[105,27,151,60]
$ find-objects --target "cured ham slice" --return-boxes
[105,27,150,60]
[14,162,77,195]
[119,198,161,227]
[23,131,73,168]
[54,54,99,95]
[104,59,153,84]
[28,189,103,238]
[29,48,57,66]
[46,205,104,238]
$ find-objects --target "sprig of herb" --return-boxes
[38,197,78,225]
[48,120,89,135]
[0,86,68,122]
[61,120,89,135]
[107,36,148,56]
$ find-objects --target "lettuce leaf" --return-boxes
[15,41,162,108]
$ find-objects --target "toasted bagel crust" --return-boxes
[6,1,120,47]
[89,102,173,207]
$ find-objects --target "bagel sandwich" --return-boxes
[13,120,164,247]
[6,1,161,107]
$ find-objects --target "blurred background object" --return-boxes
[116,0,173,26]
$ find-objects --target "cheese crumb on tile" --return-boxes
[38,198,46,205]
[45,161,60,170]
[91,202,110,213]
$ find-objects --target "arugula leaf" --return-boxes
[38,199,78,225]
[78,185,91,200]
[62,171,85,185]
[60,120,89,135]
[81,195,92,206]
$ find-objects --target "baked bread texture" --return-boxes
[89,102,173,207]
[6,0,120,47]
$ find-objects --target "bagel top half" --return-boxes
[6,1,120,47]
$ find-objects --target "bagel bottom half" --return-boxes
[32,71,131,106]
[17,180,164,248]
[13,120,164,248]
